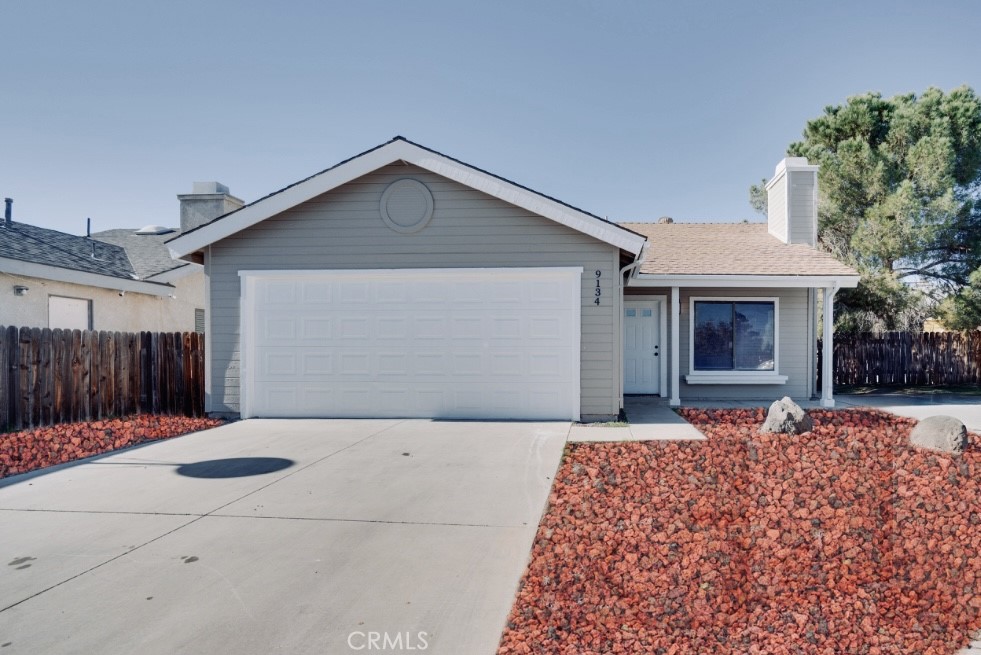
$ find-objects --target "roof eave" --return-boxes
[167,139,646,257]
[144,262,202,283]
[0,257,177,296]
[629,273,861,288]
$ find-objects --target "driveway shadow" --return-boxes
[175,457,295,479]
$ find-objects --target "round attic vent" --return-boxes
[380,179,434,234]
[135,225,176,235]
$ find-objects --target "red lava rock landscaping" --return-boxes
[499,408,981,655]
[0,415,224,479]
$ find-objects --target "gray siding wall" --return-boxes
[766,174,787,243]
[625,286,814,401]
[788,171,816,245]
[207,164,621,418]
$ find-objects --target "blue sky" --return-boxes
[2,0,979,234]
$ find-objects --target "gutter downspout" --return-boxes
[617,241,648,412]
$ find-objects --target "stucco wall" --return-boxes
[0,270,205,333]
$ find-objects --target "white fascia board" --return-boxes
[629,274,860,288]
[238,266,585,280]
[168,140,646,257]
[144,262,202,283]
[168,144,404,257]
[685,372,789,385]
[407,149,647,254]
[0,257,176,296]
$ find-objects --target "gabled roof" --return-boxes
[620,222,860,283]
[0,221,188,296]
[0,221,136,279]
[92,228,197,280]
[167,137,648,257]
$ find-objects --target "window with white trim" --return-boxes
[692,300,776,372]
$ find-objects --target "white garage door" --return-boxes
[241,268,582,420]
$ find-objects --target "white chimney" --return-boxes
[178,182,244,233]
[765,157,819,246]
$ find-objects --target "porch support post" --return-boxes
[821,285,837,408]
[670,286,680,407]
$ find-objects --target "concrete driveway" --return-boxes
[0,419,568,654]
[836,393,981,431]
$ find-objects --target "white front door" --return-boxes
[624,301,661,394]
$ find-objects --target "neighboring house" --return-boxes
[167,137,859,421]
[922,318,947,333]
[0,200,204,333]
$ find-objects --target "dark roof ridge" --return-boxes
[169,137,646,244]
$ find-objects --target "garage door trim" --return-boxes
[239,267,583,420]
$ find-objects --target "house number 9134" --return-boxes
[594,270,601,305]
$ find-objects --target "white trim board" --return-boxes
[144,262,202,284]
[0,257,176,297]
[623,295,667,399]
[169,138,647,258]
[630,274,860,289]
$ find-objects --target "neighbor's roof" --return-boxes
[92,228,191,279]
[167,136,647,258]
[621,222,859,277]
[0,221,137,280]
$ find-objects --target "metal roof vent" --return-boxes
[135,225,176,235]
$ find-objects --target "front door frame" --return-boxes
[623,295,667,396]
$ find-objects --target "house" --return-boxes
[0,198,204,333]
[166,137,859,421]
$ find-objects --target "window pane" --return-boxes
[693,302,733,370]
[734,302,774,370]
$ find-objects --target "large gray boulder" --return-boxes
[760,396,814,435]
[909,415,968,454]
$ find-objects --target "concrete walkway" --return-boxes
[0,419,568,655]
[570,391,980,444]
[959,631,981,655]
[569,397,705,442]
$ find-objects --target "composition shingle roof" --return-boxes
[0,221,137,280]
[620,222,859,277]
[92,228,188,278]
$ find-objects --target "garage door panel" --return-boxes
[339,282,370,302]
[260,281,297,304]
[301,318,331,340]
[376,318,408,339]
[450,317,482,339]
[338,353,370,375]
[412,317,447,339]
[244,268,581,419]
[377,352,409,375]
[302,352,332,375]
[413,352,447,375]
[263,352,297,376]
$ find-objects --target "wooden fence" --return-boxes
[1,327,205,432]
[819,331,981,387]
